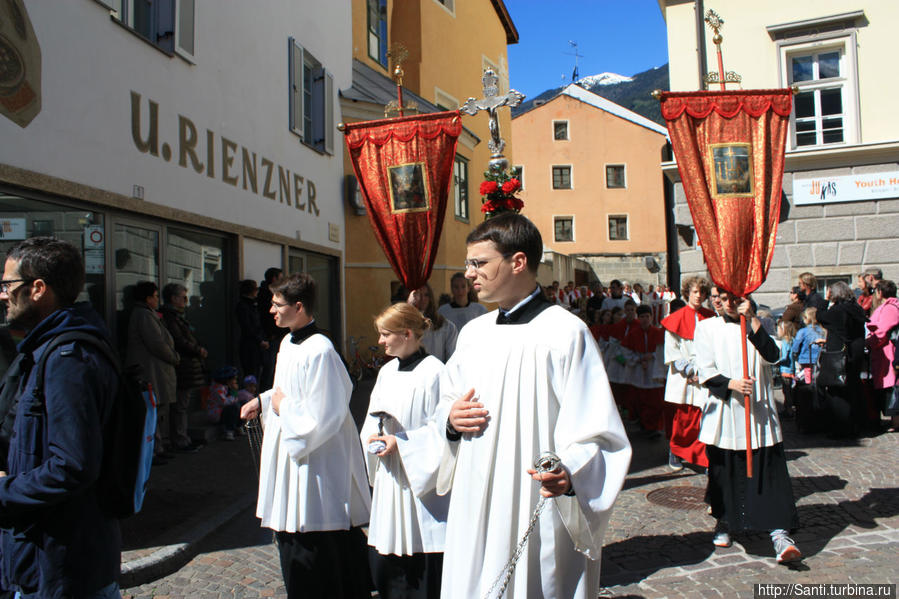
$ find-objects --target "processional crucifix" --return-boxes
[460,68,525,174]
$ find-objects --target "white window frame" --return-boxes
[434,87,459,112]
[367,0,388,68]
[174,0,196,62]
[608,214,629,241]
[553,120,569,141]
[605,164,626,189]
[552,165,572,190]
[777,33,859,149]
[453,154,469,222]
[512,165,524,190]
[554,216,575,243]
[115,0,195,61]
[434,0,455,17]
[482,55,506,94]
[289,38,335,155]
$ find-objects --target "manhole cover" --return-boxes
[646,485,707,511]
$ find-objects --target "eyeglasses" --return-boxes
[0,279,30,294]
[463,253,512,272]
[271,299,292,308]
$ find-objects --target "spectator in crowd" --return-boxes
[585,281,605,323]
[0,238,122,598]
[858,268,883,315]
[437,272,487,332]
[695,291,801,564]
[238,374,258,406]
[798,272,827,312]
[258,267,285,391]
[780,286,806,327]
[817,281,868,438]
[621,304,666,437]
[126,280,179,463]
[161,282,207,453]
[776,320,798,419]
[865,280,899,432]
[207,365,242,441]
[409,283,458,363]
[236,279,268,381]
[791,308,824,386]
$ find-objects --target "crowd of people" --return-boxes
[0,230,896,598]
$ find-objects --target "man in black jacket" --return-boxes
[798,272,828,312]
[0,237,120,598]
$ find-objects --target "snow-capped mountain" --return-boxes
[577,72,634,87]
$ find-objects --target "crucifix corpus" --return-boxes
[460,68,525,174]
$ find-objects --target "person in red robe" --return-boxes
[621,305,667,434]
[661,277,716,471]
[604,300,638,418]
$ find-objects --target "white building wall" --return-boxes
[0,0,351,251]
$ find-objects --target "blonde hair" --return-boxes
[777,320,797,343]
[801,306,818,326]
[375,302,432,339]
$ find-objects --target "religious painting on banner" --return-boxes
[343,111,462,291]
[659,90,792,297]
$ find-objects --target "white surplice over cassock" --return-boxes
[256,329,371,532]
[361,354,449,555]
[436,299,632,599]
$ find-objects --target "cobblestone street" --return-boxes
[123,414,899,598]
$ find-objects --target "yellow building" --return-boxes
[512,84,670,287]
[341,0,518,352]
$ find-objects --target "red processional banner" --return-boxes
[343,111,462,291]
[660,90,792,296]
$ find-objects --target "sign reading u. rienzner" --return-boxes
[794,171,899,205]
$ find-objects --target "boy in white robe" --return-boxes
[695,291,801,564]
[436,214,632,599]
[240,273,371,598]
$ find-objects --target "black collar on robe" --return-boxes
[289,321,319,344]
[397,348,428,372]
[496,288,552,325]
[721,313,740,325]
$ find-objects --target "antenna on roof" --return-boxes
[563,40,584,83]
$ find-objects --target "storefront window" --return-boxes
[288,248,341,346]
[167,228,231,372]
[0,191,107,372]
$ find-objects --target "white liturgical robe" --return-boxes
[361,354,448,556]
[256,331,371,533]
[437,304,631,599]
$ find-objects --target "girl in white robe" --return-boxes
[362,302,449,599]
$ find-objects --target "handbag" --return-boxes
[815,345,847,388]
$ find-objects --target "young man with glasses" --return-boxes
[436,213,631,598]
[239,273,370,598]
[0,237,121,598]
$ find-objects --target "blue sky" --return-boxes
[504,0,670,99]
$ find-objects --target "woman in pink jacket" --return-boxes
[866,280,899,432]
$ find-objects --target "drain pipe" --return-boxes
[695,0,708,88]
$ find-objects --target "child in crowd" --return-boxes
[776,320,798,418]
[237,374,258,406]
[621,304,667,436]
[791,308,825,385]
[207,365,242,440]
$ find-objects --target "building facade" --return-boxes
[660,1,899,307]
[341,0,517,350]
[512,84,670,288]
[0,0,352,368]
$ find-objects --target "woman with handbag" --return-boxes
[865,280,899,432]
[817,281,868,438]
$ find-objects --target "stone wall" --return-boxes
[673,161,899,309]
[578,253,669,290]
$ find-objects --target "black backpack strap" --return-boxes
[32,332,120,409]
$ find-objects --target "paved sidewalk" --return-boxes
[120,387,899,597]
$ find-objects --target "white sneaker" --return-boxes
[773,535,802,563]
[712,531,732,547]
[668,451,684,471]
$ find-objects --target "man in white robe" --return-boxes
[436,214,632,598]
[240,273,371,598]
